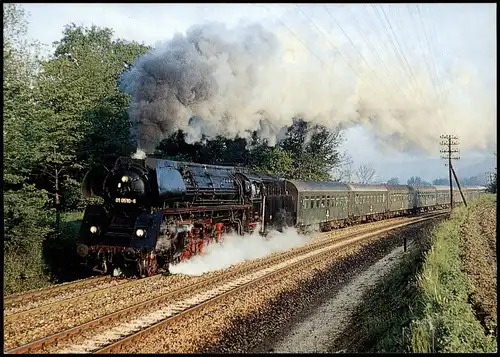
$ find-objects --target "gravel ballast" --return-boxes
[120,220,436,353]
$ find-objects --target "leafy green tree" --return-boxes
[155,119,344,180]
[35,24,149,216]
[3,4,55,293]
[249,144,294,177]
[3,4,46,187]
[279,119,343,180]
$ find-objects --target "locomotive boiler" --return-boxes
[77,156,294,277]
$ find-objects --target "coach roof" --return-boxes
[346,183,388,192]
[286,180,350,192]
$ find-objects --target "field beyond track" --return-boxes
[328,194,497,353]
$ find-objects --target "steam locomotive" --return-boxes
[78,156,294,277]
[77,156,485,277]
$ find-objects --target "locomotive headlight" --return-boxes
[90,226,98,234]
[121,175,129,183]
[136,229,145,237]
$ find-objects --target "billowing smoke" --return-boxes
[120,20,496,155]
[169,226,310,276]
[131,148,147,159]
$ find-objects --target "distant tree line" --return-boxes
[384,175,488,187]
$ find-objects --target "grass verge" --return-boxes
[410,196,497,353]
[328,196,497,353]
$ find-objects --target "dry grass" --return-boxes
[330,195,497,353]
[459,195,497,333]
[409,195,497,353]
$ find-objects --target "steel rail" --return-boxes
[3,276,110,306]
[4,275,160,321]
[95,213,444,354]
[5,212,445,354]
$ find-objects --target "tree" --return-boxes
[432,178,449,186]
[250,144,294,177]
[3,4,47,187]
[35,24,149,217]
[3,4,55,293]
[4,186,54,294]
[156,119,344,181]
[387,177,400,185]
[407,176,431,186]
[331,153,354,183]
[356,164,376,184]
[155,131,251,166]
[279,118,343,180]
[487,155,496,193]
[487,171,496,193]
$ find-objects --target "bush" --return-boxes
[43,211,85,283]
[3,185,54,294]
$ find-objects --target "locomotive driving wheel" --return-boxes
[146,253,158,277]
[137,252,158,277]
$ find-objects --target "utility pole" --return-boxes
[440,135,460,209]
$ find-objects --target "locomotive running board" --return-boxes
[163,204,252,214]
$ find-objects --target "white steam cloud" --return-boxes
[169,226,310,276]
[120,20,496,155]
[131,148,147,159]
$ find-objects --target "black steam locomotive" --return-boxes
[78,156,485,278]
[77,157,294,277]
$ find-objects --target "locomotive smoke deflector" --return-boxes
[82,166,109,198]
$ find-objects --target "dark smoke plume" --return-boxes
[121,21,496,156]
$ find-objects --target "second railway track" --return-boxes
[4,276,112,309]
[6,212,445,354]
[3,275,161,320]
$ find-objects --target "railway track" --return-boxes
[3,274,164,322]
[4,276,110,308]
[6,212,445,354]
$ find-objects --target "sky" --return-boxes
[20,3,497,182]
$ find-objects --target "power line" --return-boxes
[295,5,393,106]
[340,4,411,104]
[406,5,441,105]
[359,5,415,103]
[416,4,450,127]
[390,4,443,132]
[369,4,444,133]
[370,5,421,103]
[260,4,349,89]
[321,5,400,106]
[378,5,425,103]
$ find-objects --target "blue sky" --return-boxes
[21,3,496,181]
